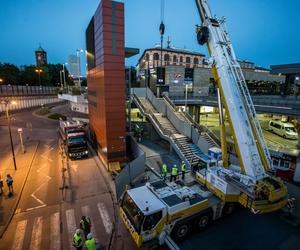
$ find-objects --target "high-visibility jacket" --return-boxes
[171,166,178,176]
[162,164,167,174]
[73,233,83,247]
[85,238,96,250]
[80,217,91,231]
[181,163,186,172]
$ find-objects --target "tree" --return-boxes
[0,62,74,86]
[0,63,21,84]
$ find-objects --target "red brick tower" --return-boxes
[35,45,47,66]
[86,0,126,168]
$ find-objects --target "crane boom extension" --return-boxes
[195,0,287,212]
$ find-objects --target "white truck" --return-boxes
[59,119,89,159]
[120,180,231,248]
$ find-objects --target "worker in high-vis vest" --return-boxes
[170,164,178,182]
[85,233,96,250]
[161,163,167,180]
[181,161,186,180]
[72,229,83,250]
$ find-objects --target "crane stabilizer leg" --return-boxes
[194,0,288,213]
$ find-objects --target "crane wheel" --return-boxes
[222,203,236,216]
[171,222,191,241]
[196,214,211,229]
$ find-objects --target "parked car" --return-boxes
[268,120,298,139]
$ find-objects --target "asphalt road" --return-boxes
[179,207,300,250]
[0,107,122,250]
[200,114,298,152]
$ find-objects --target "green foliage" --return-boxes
[0,62,74,86]
[70,86,81,95]
[35,107,50,116]
[0,63,21,84]
[48,113,66,120]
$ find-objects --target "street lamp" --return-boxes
[1,99,17,170]
[76,49,84,89]
[0,78,3,84]
[35,69,43,85]
[62,63,68,90]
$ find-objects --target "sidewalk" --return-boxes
[0,140,39,238]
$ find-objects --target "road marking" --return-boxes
[50,212,61,250]
[97,202,113,235]
[11,220,27,250]
[81,205,96,236]
[66,209,77,247]
[41,154,53,162]
[71,164,78,172]
[30,216,43,250]
[26,164,51,211]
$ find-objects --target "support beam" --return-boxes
[194,106,200,124]
[217,88,228,168]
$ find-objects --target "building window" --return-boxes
[186,57,191,63]
[164,54,170,61]
[193,58,199,65]
[145,53,149,61]
[173,55,177,63]
[180,56,183,63]
[153,53,159,60]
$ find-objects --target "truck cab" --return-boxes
[120,185,167,247]
[59,119,89,159]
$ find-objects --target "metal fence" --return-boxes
[0,96,63,112]
[0,85,58,96]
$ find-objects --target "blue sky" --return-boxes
[0,0,299,73]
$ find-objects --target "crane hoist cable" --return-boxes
[159,0,165,86]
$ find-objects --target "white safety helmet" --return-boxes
[87,233,93,240]
[76,229,81,235]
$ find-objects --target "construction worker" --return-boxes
[181,161,186,180]
[6,174,13,195]
[85,233,96,250]
[161,163,167,181]
[72,229,83,250]
[80,216,91,239]
[170,164,178,182]
[286,197,296,218]
[0,174,3,195]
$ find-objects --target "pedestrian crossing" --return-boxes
[6,202,113,250]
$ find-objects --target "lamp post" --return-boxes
[76,49,84,89]
[184,83,189,114]
[35,69,43,85]
[1,100,17,170]
[62,63,67,90]
[0,78,3,84]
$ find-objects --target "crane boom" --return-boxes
[195,0,287,212]
[196,0,270,180]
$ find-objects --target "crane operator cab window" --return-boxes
[142,211,162,231]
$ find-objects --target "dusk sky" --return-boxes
[0,0,299,73]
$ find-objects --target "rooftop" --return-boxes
[138,46,205,63]
[35,45,45,52]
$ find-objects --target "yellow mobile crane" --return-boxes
[120,0,288,248]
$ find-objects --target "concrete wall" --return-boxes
[166,66,185,96]
[115,136,146,199]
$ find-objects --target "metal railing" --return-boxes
[163,93,220,147]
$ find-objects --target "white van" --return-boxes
[268,120,298,139]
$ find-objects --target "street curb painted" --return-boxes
[0,141,40,239]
